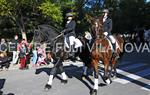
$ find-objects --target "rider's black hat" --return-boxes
[103,9,109,13]
[66,13,73,17]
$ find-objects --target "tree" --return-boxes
[0,0,39,39]
[0,0,69,39]
[38,1,63,25]
[103,0,148,34]
[0,0,149,38]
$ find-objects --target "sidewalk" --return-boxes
[5,60,84,71]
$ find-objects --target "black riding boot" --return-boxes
[112,43,116,52]
[69,45,76,62]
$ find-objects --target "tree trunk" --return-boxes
[20,14,27,41]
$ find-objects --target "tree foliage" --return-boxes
[0,0,11,16]
[0,0,149,38]
[38,1,63,24]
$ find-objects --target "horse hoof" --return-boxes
[106,78,112,85]
[44,84,51,91]
[61,80,68,84]
[90,89,97,95]
[110,73,117,78]
[102,76,107,83]
[81,75,86,80]
[110,73,114,77]
[112,75,117,79]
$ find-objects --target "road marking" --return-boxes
[114,68,150,84]
[141,84,150,92]
[63,62,149,86]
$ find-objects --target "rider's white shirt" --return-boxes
[103,16,107,22]
[67,21,71,24]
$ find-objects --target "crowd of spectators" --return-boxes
[0,35,51,71]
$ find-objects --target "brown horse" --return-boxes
[85,17,124,95]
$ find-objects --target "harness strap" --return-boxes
[49,33,64,52]
[53,33,63,41]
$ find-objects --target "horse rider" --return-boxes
[62,12,76,59]
[102,9,118,57]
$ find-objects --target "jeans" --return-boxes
[12,51,19,64]
[32,50,37,64]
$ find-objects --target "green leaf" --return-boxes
[38,1,63,24]
[0,0,11,16]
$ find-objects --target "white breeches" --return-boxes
[109,35,116,43]
[65,36,82,48]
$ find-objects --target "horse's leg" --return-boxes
[110,58,117,78]
[103,58,112,84]
[81,64,88,79]
[110,60,114,77]
[90,59,98,95]
[79,53,89,79]
[109,56,115,77]
[83,66,88,76]
[58,61,68,84]
[45,58,60,90]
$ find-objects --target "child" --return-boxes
[37,45,46,66]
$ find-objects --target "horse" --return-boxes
[34,24,124,95]
[34,25,69,88]
[33,25,93,91]
[82,16,124,95]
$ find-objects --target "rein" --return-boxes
[53,33,63,41]
[50,32,64,52]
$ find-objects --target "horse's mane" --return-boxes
[34,24,61,43]
[91,16,104,39]
[38,24,60,34]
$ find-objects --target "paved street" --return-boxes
[0,0,149,95]
[0,50,150,95]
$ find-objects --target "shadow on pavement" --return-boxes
[0,79,15,95]
[0,79,5,95]
[35,64,107,93]
[116,51,150,89]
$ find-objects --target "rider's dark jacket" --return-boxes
[63,20,76,37]
[103,18,112,35]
